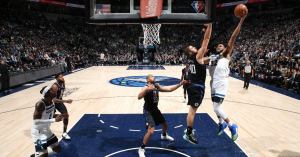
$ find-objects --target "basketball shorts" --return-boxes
[143,109,166,128]
[211,80,228,100]
[187,83,205,108]
[55,103,68,114]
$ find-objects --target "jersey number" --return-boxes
[190,65,196,74]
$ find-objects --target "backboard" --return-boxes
[87,0,216,24]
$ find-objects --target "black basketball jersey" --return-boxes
[144,84,159,111]
[187,56,207,84]
[55,82,65,100]
[182,68,190,80]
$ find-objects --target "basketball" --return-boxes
[234,4,248,18]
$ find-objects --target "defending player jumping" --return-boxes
[138,74,187,157]
[183,23,212,144]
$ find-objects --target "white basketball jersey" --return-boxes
[213,57,230,80]
[42,102,55,120]
[31,100,55,142]
[212,57,230,97]
[208,54,220,77]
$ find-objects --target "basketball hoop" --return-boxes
[142,23,161,48]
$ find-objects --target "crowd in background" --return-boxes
[229,13,300,93]
[0,9,299,93]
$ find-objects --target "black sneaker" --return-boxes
[183,129,198,144]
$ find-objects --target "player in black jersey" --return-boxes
[181,63,190,103]
[137,74,187,157]
[53,73,73,140]
[182,23,212,145]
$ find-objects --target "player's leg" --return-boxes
[32,144,48,157]
[31,128,49,157]
[212,97,238,141]
[55,103,71,140]
[160,121,174,141]
[183,84,204,144]
[48,135,61,154]
[139,110,155,157]
[212,97,228,135]
[184,106,198,144]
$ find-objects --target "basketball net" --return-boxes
[140,0,163,48]
[142,23,161,48]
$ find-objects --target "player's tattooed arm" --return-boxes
[224,16,246,58]
[196,23,212,64]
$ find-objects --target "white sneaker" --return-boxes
[138,148,146,157]
[62,132,71,140]
[161,133,174,142]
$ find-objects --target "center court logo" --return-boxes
[109,76,180,87]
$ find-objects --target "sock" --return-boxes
[187,126,193,135]
[218,116,224,124]
[162,132,167,136]
[141,144,146,149]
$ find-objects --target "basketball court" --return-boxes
[1,66,300,157]
[1,0,300,157]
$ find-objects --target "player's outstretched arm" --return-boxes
[223,16,246,57]
[196,23,212,64]
[157,80,188,92]
[53,98,73,104]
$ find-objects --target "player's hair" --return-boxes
[216,43,227,48]
[183,45,191,54]
[146,74,153,80]
[55,73,63,79]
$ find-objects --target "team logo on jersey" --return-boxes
[109,76,180,87]
[191,1,204,13]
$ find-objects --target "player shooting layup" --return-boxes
[210,16,246,141]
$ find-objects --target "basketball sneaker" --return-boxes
[161,133,174,142]
[183,129,198,144]
[62,132,71,140]
[229,124,238,141]
[138,147,146,157]
[217,122,228,136]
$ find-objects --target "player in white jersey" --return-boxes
[211,15,247,141]
[31,84,64,157]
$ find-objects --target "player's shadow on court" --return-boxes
[49,140,80,157]
[270,149,300,157]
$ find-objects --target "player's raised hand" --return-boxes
[180,80,189,86]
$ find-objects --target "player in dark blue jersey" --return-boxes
[182,23,212,145]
